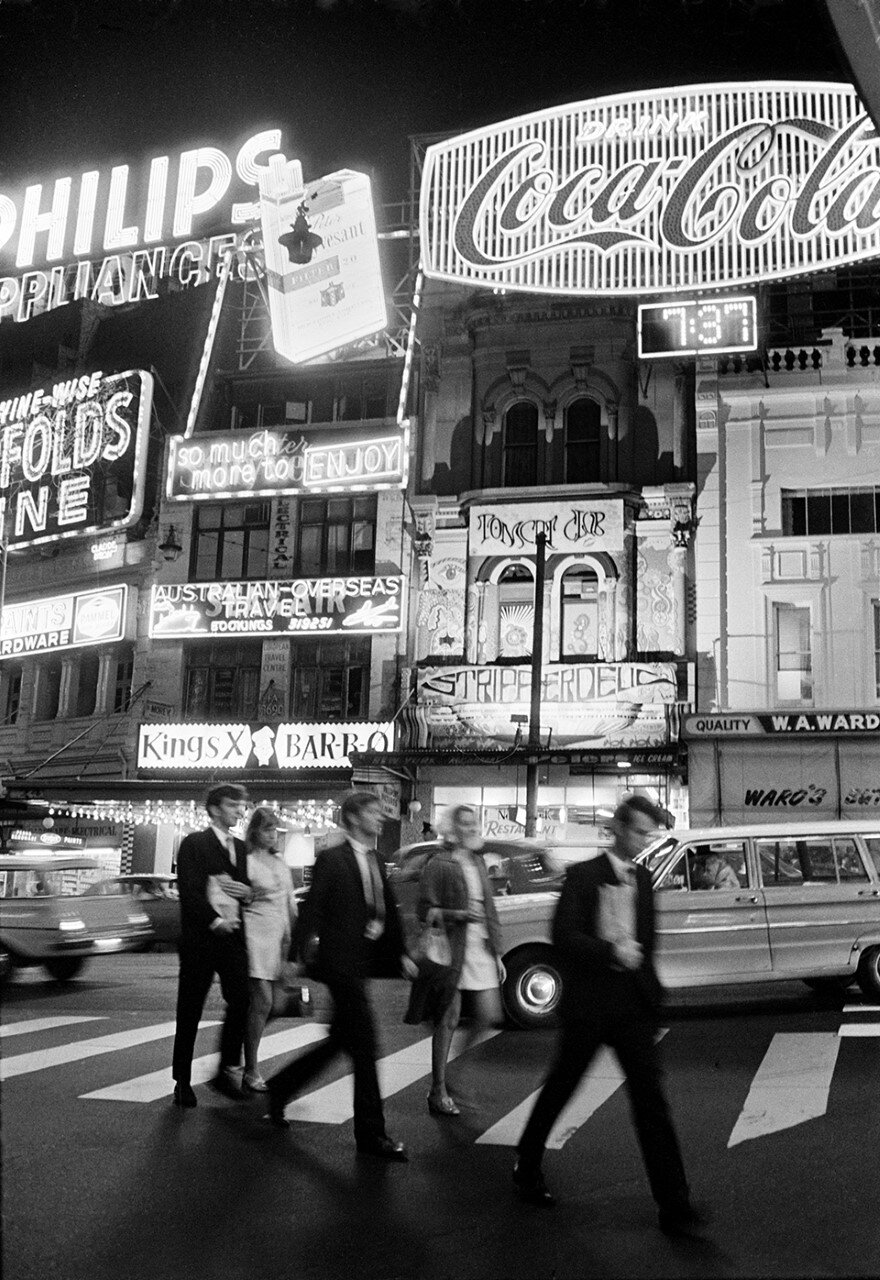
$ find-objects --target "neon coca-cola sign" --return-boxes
[420,82,880,295]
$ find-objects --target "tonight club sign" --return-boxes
[420,82,880,295]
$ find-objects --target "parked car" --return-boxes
[82,874,179,947]
[0,855,154,982]
[496,820,880,1029]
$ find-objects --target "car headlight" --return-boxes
[58,919,86,932]
[128,912,150,926]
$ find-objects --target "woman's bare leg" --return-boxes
[245,978,272,1075]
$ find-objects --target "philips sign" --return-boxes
[420,81,880,295]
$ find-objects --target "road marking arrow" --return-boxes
[727,1032,840,1147]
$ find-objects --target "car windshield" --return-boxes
[1,867,101,897]
[637,836,679,876]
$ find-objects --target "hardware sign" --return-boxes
[0,584,128,658]
[149,576,404,638]
[421,82,880,295]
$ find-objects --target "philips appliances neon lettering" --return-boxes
[638,295,757,358]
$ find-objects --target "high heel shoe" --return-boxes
[427,1091,460,1116]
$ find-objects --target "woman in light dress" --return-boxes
[241,807,298,1093]
[415,805,504,1116]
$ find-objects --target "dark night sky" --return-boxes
[0,0,849,206]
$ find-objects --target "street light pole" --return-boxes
[524,530,546,837]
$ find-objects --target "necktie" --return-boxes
[366,853,385,923]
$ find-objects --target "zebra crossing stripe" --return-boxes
[282,1027,500,1124]
[727,1032,840,1148]
[0,1016,106,1040]
[475,1030,668,1149]
[0,1020,216,1081]
[842,1004,880,1012]
[838,1024,880,1037]
[82,1023,329,1102]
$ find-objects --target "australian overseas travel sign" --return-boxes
[421,82,880,295]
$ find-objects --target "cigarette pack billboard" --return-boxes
[0,369,152,549]
[259,162,386,364]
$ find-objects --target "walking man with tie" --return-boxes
[171,784,252,1107]
[266,791,416,1159]
[513,795,706,1236]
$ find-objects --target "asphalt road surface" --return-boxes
[3,954,879,1280]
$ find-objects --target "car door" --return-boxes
[756,833,880,975]
[652,838,772,982]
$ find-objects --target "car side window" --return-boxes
[834,838,869,882]
[757,840,804,887]
[685,841,747,891]
[862,837,880,877]
[655,851,688,891]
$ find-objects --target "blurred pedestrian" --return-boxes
[407,804,503,1116]
[513,796,705,1237]
[266,792,416,1159]
[241,806,298,1093]
[171,784,251,1108]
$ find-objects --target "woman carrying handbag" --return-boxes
[406,805,504,1117]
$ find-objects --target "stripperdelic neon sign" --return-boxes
[420,82,880,295]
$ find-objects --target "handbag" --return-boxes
[414,911,452,969]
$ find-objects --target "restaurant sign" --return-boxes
[469,500,623,555]
[421,82,880,295]
[149,576,403,638]
[0,369,152,549]
[0,584,128,658]
[167,424,406,501]
[410,662,676,750]
[138,721,394,770]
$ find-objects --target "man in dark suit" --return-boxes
[513,796,704,1236]
[171,783,252,1108]
[266,791,416,1160]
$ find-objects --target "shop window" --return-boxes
[565,399,601,483]
[76,652,101,718]
[233,374,388,429]
[497,564,534,659]
[773,603,812,704]
[560,567,600,659]
[291,637,370,719]
[184,642,262,719]
[874,601,880,699]
[191,503,270,581]
[781,487,880,535]
[503,401,540,487]
[34,658,62,721]
[113,649,135,713]
[1,665,22,726]
[295,495,376,577]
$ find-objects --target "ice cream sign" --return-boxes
[149,576,404,638]
[137,721,394,770]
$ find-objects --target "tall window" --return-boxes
[497,564,534,659]
[291,638,371,719]
[113,649,135,713]
[296,496,376,577]
[76,652,101,717]
[184,642,262,719]
[565,399,601,483]
[774,604,812,704]
[874,601,880,699]
[34,658,62,721]
[503,402,540,487]
[1,665,22,726]
[782,487,880,535]
[560,567,600,658]
[191,503,270,580]
[233,373,388,429]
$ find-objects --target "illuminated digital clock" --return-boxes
[637,295,758,359]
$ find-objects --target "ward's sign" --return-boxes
[149,576,404,638]
[421,82,880,295]
[0,369,152,549]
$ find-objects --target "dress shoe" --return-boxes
[266,1091,290,1128]
[512,1159,556,1207]
[172,1082,197,1108]
[658,1202,711,1238]
[207,1069,247,1101]
[356,1136,409,1162]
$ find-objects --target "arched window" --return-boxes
[560,567,600,659]
[565,398,601,483]
[497,563,534,658]
[503,401,540,487]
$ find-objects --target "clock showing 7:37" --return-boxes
[637,295,758,359]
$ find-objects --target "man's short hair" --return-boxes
[205,784,248,814]
[613,794,666,829]
[340,791,382,829]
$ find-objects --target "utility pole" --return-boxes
[524,530,546,837]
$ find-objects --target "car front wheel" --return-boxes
[857,946,880,1000]
[502,946,562,1029]
[45,957,86,982]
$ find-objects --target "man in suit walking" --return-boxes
[513,795,705,1236]
[267,791,416,1159]
[171,783,252,1107]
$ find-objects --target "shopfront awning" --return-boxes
[351,747,684,772]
